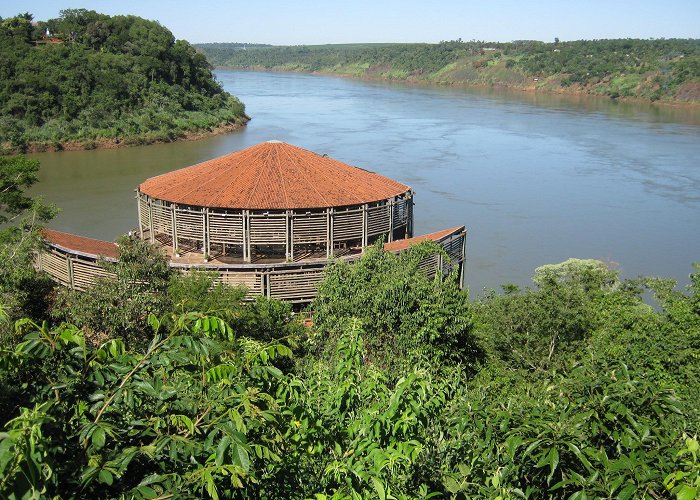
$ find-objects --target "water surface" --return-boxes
[30,70,700,293]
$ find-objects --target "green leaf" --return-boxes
[443,476,461,494]
[547,448,559,484]
[98,469,113,485]
[216,436,231,466]
[677,485,698,500]
[231,443,250,472]
[137,486,158,499]
[92,427,106,449]
[372,476,386,500]
[523,439,544,459]
[618,483,636,500]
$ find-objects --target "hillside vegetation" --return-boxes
[196,39,700,103]
[0,155,699,498]
[0,10,248,154]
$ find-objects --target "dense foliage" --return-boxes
[1,159,699,497]
[0,10,248,154]
[0,156,56,340]
[196,38,700,102]
[313,241,477,370]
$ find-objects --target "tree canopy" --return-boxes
[196,38,700,102]
[0,10,248,154]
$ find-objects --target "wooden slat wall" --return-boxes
[41,250,71,287]
[216,271,262,298]
[151,202,173,238]
[418,253,440,279]
[138,196,150,233]
[441,234,465,264]
[292,213,327,244]
[208,212,243,245]
[367,204,390,236]
[268,268,324,302]
[72,259,114,291]
[250,216,286,244]
[38,250,115,291]
[393,198,409,228]
[333,209,363,240]
[174,208,204,242]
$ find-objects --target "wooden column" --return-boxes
[67,256,75,290]
[362,203,368,247]
[136,192,144,239]
[460,231,467,289]
[407,193,414,238]
[171,205,177,252]
[203,208,208,256]
[286,210,292,261]
[148,198,154,243]
[388,198,395,242]
[243,210,250,262]
[327,208,333,257]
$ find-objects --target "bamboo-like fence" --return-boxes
[137,191,414,262]
[37,226,466,303]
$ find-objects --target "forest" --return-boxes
[0,10,248,155]
[196,38,700,103]
[1,154,699,498]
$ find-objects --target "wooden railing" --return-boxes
[38,226,466,303]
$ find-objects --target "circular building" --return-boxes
[137,141,414,263]
[38,141,465,304]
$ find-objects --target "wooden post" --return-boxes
[203,208,208,256]
[327,208,333,257]
[460,231,467,289]
[388,198,395,243]
[286,210,292,261]
[67,256,75,290]
[136,192,144,239]
[148,199,154,243]
[243,210,250,262]
[407,193,414,238]
[171,205,177,252]
[362,203,368,248]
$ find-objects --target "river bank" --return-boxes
[3,117,250,156]
[221,66,700,109]
[0,115,251,155]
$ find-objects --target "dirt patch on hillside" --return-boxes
[676,81,700,102]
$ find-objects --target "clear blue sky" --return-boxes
[3,0,699,45]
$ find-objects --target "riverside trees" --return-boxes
[0,10,248,154]
[0,202,699,497]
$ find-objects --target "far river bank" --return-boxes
[10,118,249,156]
[219,66,700,110]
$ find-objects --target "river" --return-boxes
[29,70,700,294]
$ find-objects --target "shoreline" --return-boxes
[219,66,700,109]
[5,117,250,156]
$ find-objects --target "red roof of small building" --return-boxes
[383,226,465,253]
[42,229,119,260]
[139,141,411,210]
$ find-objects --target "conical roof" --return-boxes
[139,141,411,210]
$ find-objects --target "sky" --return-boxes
[2,0,699,45]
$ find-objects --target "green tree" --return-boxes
[313,241,477,370]
[0,156,56,336]
[51,237,171,349]
[476,259,620,372]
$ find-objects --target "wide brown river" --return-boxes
[30,70,700,293]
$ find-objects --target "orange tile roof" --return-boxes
[383,226,465,253]
[42,229,119,260]
[139,141,411,210]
